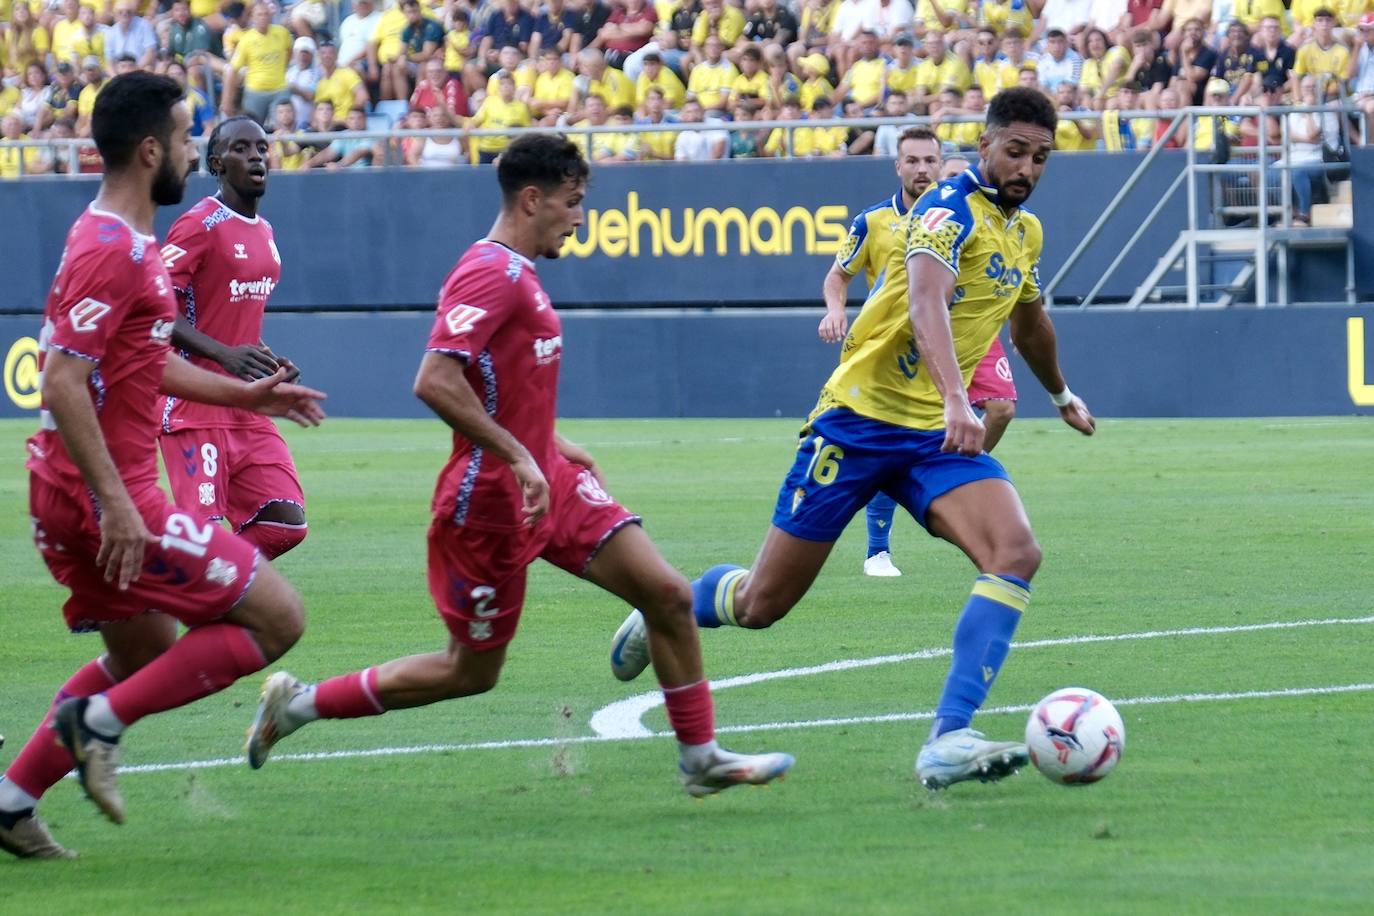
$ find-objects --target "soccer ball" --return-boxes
[1025,688,1125,785]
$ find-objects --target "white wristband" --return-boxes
[1050,387,1074,408]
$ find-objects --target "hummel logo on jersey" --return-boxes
[233,243,248,260]
[444,304,487,336]
[68,297,111,333]
[920,208,956,232]
[229,276,277,301]
[150,319,175,343]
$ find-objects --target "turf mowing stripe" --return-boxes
[109,681,1374,777]
[591,614,1374,737]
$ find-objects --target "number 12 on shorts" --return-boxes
[805,436,844,486]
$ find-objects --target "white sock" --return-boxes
[84,693,126,738]
[679,739,720,770]
[281,684,320,732]
[0,777,39,813]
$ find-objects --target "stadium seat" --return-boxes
[372,100,410,126]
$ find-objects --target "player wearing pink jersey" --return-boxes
[158,116,310,559]
[0,73,325,860]
[244,134,795,798]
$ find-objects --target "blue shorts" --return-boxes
[771,409,1012,542]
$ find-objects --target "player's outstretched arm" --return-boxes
[414,351,550,524]
[161,354,327,427]
[819,262,854,343]
[908,252,984,455]
[43,349,159,590]
[1009,295,1095,436]
[170,315,280,380]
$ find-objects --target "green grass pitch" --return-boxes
[2,416,1371,914]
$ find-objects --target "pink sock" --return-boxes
[238,521,308,560]
[314,667,385,719]
[104,624,266,728]
[662,680,715,746]
[4,658,116,799]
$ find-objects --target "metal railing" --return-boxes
[1043,102,1362,310]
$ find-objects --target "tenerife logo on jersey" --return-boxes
[228,276,277,302]
[575,468,612,507]
[533,335,562,365]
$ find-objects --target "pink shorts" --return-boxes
[427,457,640,650]
[30,475,260,633]
[967,336,1018,407]
[160,423,304,530]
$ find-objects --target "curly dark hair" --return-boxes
[985,86,1057,137]
[497,133,590,201]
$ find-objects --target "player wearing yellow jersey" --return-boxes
[611,89,1096,791]
[823,125,1019,578]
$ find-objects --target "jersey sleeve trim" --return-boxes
[905,248,959,276]
[426,346,472,363]
[49,342,101,363]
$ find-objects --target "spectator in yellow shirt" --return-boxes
[592,106,640,161]
[532,46,576,123]
[1079,27,1129,105]
[571,92,609,157]
[934,86,986,147]
[75,56,105,136]
[1294,9,1351,95]
[315,41,368,126]
[637,85,678,158]
[886,35,919,97]
[797,95,848,156]
[71,6,106,69]
[763,95,804,155]
[686,34,738,111]
[574,47,635,114]
[269,98,308,170]
[691,0,746,63]
[834,30,886,108]
[1053,81,1099,149]
[223,2,293,122]
[468,69,531,163]
[486,46,538,101]
[729,45,771,106]
[636,49,686,109]
[5,4,51,75]
[914,30,972,110]
[50,0,86,70]
[797,52,834,110]
[0,112,51,178]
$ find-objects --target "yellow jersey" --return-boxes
[469,96,531,154]
[799,75,833,111]
[76,81,102,119]
[640,124,677,159]
[815,168,1043,430]
[835,190,909,287]
[588,67,635,110]
[686,60,737,109]
[315,66,364,123]
[232,25,293,92]
[636,67,686,108]
[938,119,984,148]
[50,18,86,67]
[486,63,537,98]
[1232,0,1289,32]
[916,0,969,25]
[444,28,471,72]
[977,0,1033,35]
[847,57,887,107]
[885,63,920,97]
[1080,47,1129,96]
[730,70,771,105]
[1295,39,1350,92]
[691,5,746,45]
[916,55,973,94]
[534,68,576,107]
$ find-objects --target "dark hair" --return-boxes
[206,114,260,174]
[985,86,1056,135]
[740,45,761,61]
[91,71,184,170]
[1313,6,1335,17]
[497,133,588,201]
[898,125,938,145]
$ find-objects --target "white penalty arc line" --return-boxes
[590,614,1374,738]
[113,681,1374,777]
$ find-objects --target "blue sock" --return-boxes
[866,494,897,558]
[930,574,1030,739]
[691,564,748,628]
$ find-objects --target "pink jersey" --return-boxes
[25,205,178,501]
[427,239,562,532]
[160,196,282,431]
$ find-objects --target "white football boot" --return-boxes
[916,727,1028,790]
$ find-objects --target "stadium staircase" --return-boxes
[1046,107,1359,310]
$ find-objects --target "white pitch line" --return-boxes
[590,614,1374,738]
[112,681,1374,778]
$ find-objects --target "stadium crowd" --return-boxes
[0,0,1371,175]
